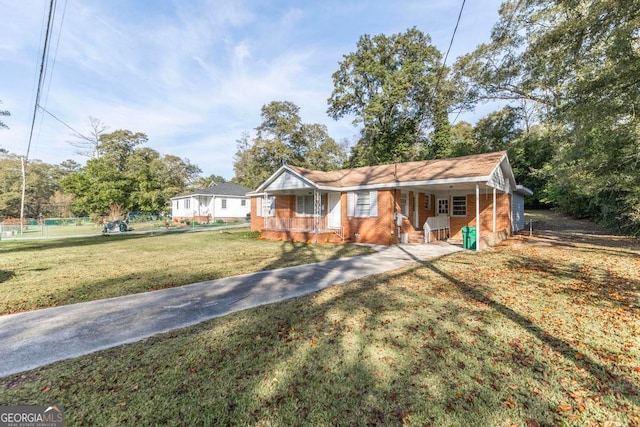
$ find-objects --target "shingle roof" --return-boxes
[287,151,507,188]
[173,182,251,198]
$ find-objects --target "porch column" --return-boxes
[492,187,496,233]
[263,192,269,229]
[476,183,480,252]
[313,189,321,243]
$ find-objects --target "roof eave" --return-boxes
[515,185,534,196]
[313,176,491,192]
[254,165,319,193]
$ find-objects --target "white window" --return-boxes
[400,191,409,216]
[452,196,467,216]
[221,199,227,209]
[241,199,246,207]
[295,195,326,216]
[437,198,448,215]
[296,195,314,216]
[356,191,370,217]
[184,199,190,209]
[424,193,431,210]
[348,191,378,217]
[256,196,275,217]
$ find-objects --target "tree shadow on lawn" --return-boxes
[504,252,640,312]
[264,239,373,271]
[0,270,15,284]
[415,255,640,405]
[0,233,152,255]
[3,247,638,425]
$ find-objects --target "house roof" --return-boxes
[172,182,251,199]
[287,151,507,188]
[253,151,513,194]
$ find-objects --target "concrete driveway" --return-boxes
[0,242,462,377]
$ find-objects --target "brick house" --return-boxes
[248,151,532,250]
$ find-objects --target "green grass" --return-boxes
[0,228,373,315]
[1,225,638,425]
[4,219,246,239]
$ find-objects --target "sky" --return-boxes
[0,0,504,180]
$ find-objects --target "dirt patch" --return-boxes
[512,210,640,251]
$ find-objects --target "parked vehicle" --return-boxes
[102,220,129,234]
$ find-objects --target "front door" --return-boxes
[328,193,341,228]
[437,198,449,216]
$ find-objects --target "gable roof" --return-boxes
[253,151,514,193]
[289,151,507,188]
[172,182,251,199]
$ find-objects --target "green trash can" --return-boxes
[462,226,476,250]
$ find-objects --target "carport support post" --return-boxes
[476,183,480,251]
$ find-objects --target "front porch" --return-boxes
[262,216,346,243]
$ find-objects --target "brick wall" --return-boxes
[449,192,511,240]
[343,190,397,245]
[252,189,513,246]
[250,198,261,231]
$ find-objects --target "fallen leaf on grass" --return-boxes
[502,400,516,409]
[557,404,572,412]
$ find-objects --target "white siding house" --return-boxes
[171,182,251,223]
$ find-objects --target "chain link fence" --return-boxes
[0,218,94,240]
[0,216,250,240]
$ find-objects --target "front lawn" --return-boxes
[0,228,374,315]
[1,228,638,425]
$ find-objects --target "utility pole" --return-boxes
[20,156,26,234]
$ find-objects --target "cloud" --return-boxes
[1,0,505,179]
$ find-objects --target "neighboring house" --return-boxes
[171,182,251,223]
[249,151,532,250]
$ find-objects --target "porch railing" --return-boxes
[424,216,450,243]
[264,216,328,232]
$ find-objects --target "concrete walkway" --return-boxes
[0,242,462,378]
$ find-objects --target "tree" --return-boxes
[62,130,200,216]
[0,153,63,219]
[457,0,640,233]
[439,121,476,158]
[68,116,109,158]
[191,174,228,189]
[233,101,347,189]
[0,99,10,130]
[98,129,148,171]
[327,27,466,166]
[473,106,523,153]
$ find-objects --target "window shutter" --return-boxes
[347,192,355,217]
[369,191,378,217]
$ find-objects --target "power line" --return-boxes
[434,0,466,96]
[42,0,68,111]
[442,0,466,74]
[21,0,56,232]
[451,0,523,125]
[26,0,56,161]
[39,105,89,141]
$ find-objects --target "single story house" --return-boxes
[248,151,532,250]
[171,182,251,223]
